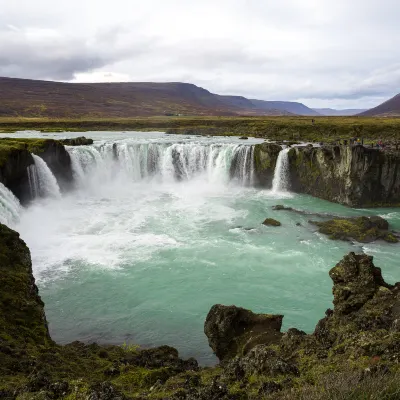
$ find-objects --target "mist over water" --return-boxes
[2,131,399,365]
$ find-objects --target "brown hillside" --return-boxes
[0,77,289,118]
[359,93,400,116]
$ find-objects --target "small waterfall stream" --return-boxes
[272,147,291,193]
[28,155,61,199]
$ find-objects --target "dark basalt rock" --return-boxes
[253,143,282,188]
[61,136,94,146]
[0,138,73,201]
[287,145,400,207]
[0,224,51,347]
[0,146,34,203]
[310,216,398,243]
[123,345,198,372]
[314,252,400,350]
[262,218,281,227]
[204,304,283,362]
[38,140,73,191]
[239,136,248,140]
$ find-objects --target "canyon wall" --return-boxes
[0,139,73,202]
[254,143,400,207]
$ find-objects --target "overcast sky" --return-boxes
[0,0,399,109]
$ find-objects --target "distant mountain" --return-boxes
[313,108,368,116]
[250,99,320,116]
[0,77,296,118]
[217,96,294,116]
[359,94,400,117]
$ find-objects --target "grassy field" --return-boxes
[1,116,400,142]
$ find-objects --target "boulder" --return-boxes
[204,304,283,362]
[262,218,281,227]
[310,216,398,243]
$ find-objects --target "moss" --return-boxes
[0,138,62,168]
[312,216,397,243]
[112,367,172,393]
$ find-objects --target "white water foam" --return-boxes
[0,182,21,226]
[272,148,291,193]
[29,155,61,199]
[67,141,255,186]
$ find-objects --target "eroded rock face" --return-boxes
[287,145,400,207]
[39,140,73,191]
[61,136,94,146]
[253,143,282,188]
[0,139,74,201]
[0,224,51,347]
[204,304,283,362]
[315,253,400,345]
[0,147,34,203]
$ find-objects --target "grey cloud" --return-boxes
[1,0,400,108]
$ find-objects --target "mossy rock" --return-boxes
[311,216,398,243]
[262,218,282,227]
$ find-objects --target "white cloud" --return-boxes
[0,0,399,108]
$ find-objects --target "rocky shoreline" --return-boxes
[1,223,399,399]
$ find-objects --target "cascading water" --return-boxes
[28,155,61,199]
[9,132,400,366]
[67,141,255,186]
[0,182,21,225]
[272,147,291,192]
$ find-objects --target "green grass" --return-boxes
[0,138,55,167]
[1,116,400,143]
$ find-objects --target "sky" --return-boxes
[0,0,399,109]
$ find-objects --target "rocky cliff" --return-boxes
[288,145,400,207]
[254,143,400,207]
[253,143,282,188]
[0,138,73,202]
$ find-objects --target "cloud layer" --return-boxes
[1,0,399,108]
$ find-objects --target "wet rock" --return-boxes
[287,145,400,207]
[310,216,398,243]
[272,205,293,211]
[253,143,282,188]
[61,137,94,146]
[204,304,283,362]
[239,137,248,140]
[262,218,281,227]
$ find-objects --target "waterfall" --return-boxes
[0,182,21,226]
[28,155,61,199]
[67,142,255,186]
[272,148,290,192]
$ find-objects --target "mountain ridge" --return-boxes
[359,93,400,116]
[0,76,315,118]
